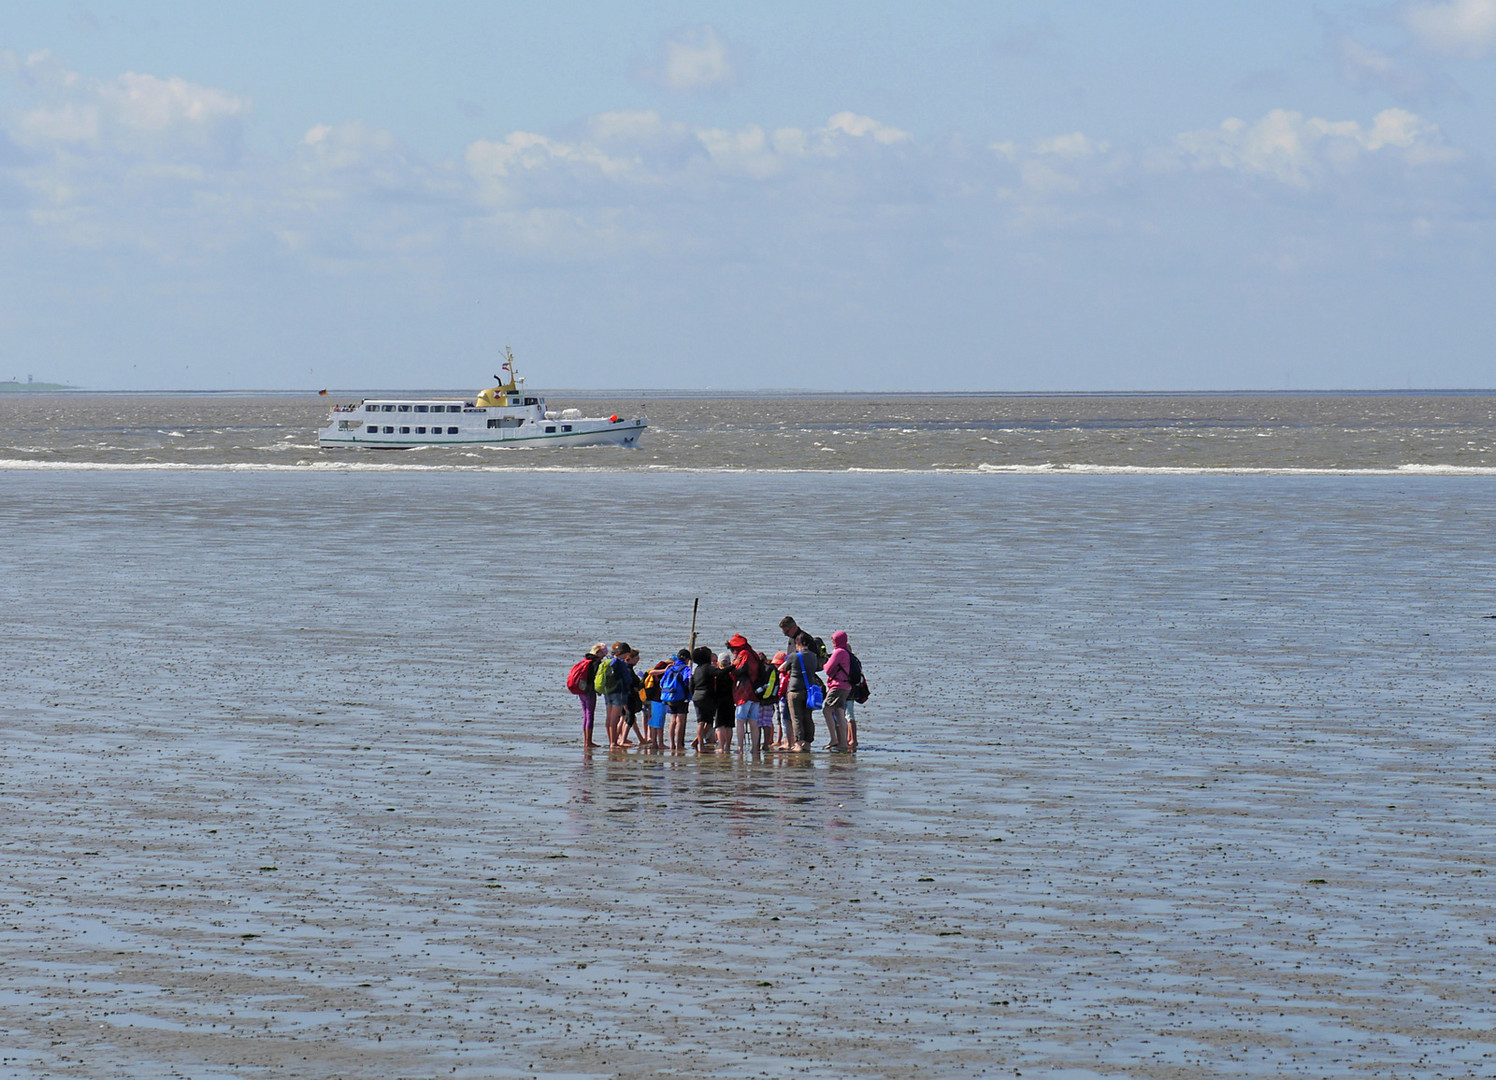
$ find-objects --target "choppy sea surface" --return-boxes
[4,389,1496,471]
[3,393,1495,1077]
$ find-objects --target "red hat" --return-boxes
[726,633,749,650]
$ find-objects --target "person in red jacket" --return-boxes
[725,633,762,753]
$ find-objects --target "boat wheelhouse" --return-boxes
[317,351,646,450]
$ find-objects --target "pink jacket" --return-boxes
[823,631,853,690]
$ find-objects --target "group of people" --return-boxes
[566,616,869,753]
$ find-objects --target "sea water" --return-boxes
[2,395,1495,1077]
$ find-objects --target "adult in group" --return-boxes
[690,645,717,752]
[779,616,827,662]
[725,633,761,753]
[822,630,854,752]
[778,632,822,752]
[601,641,635,748]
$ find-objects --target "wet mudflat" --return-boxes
[2,470,1495,1078]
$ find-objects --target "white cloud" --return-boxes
[300,121,404,171]
[1169,108,1456,186]
[1333,34,1441,97]
[645,26,740,94]
[1404,0,1496,58]
[4,50,249,160]
[823,112,911,145]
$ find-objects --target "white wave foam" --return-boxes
[4,458,1496,477]
[974,462,1496,476]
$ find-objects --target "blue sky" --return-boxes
[3,1,1495,390]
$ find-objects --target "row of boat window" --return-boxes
[365,404,464,413]
[365,426,461,435]
[349,423,573,436]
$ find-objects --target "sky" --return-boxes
[2,0,1495,391]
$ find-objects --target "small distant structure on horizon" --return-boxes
[0,374,76,392]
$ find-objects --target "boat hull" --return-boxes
[319,416,646,450]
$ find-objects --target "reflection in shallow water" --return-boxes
[568,751,867,840]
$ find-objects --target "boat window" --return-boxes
[561,424,572,432]
[400,426,410,434]
[415,426,426,434]
[365,405,377,413]
[415,405,428,413]
[545,425,556,433]
[381,405,395,412]
[397,405,410,412]
[524,397,538,405]
[383,426,395,434]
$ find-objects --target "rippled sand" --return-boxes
[2,471,1494,1077]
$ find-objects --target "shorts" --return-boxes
[757,702,774,727]
[824,685,850,711]
[716,701,735,728]
[695,702,715,726]
[667,700,690,716]
[648,701,667,728]
[604,691,629,709]
[735,701,757,725]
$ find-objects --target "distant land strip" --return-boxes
[0,380,75,392]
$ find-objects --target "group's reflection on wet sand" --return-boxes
[567,750,867,839]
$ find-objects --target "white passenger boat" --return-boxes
[317,351,647,450]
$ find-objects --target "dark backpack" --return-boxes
[566,657,596,695]
[750,653,771,693]
[757,665,780,702]
[848,650,870,704]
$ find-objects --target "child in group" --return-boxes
[769,650,790,748]
[661,648,692,751]
[713,652,737,751]
[642,658,669,751]
[755,651,776,752]
[622,648,647,747]
[567,643,607,749]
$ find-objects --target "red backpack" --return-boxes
[566,657,596,695]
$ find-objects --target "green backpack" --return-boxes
[594,657,618,694]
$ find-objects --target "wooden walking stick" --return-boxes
[688,598,699,655]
